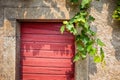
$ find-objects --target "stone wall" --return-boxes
[0,0,119,80]
[89,0,120,80]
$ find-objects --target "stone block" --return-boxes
[0,0,66,8]
[75,59,88,80]
[4,7,72,20]
[0,20,2,27]
[3,36,16,80]
[4,8,17,20]
[0,8,3,21]
[0,33,4,79]
[3,19,16,37]
[89,0,120,80]
[17,7,70,19]
[0,0,24,8]
[23,0,66,8]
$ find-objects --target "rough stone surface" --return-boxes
[0,0,66,8]
[0,0,119,80]
[3,36,16,80]
[4,20,16,37]
[0,8,4,79]
[89,0,120,80]
[0,0,23,8]
[0,8,4,27]
[4,7,75,20]
[75,58,89,80]
[0,8,3,20]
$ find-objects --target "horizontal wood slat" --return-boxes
[22,74,74,80]
[21,22,62,31]
[21,50,74,58]
[21,27,70,35]
[22,66,74,75]
[21,42,74,51]
[21,34,74,43]
[21,57,73,67]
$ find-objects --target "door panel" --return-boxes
[20,22,75,80]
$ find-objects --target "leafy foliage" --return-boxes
[60,0,105,64]
[112,0,120,20]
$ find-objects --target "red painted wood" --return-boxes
[22,74,74,80]
[22,66,73,75]
[20,22,75,80]
[21,34,74,43]
[21,27,70,35]
[21,50,73,58]
[21,22,63,31]
[21,57,73,67]
[21,42,74,51]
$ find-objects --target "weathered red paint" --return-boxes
[20,22,75,80]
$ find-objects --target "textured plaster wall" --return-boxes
[0,0,119,80]
[89,0,120,80]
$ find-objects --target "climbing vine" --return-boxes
[112,0,120,20]
[60,0,105,64]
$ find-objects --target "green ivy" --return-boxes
[113,0,120,20]
[60,0,105,64]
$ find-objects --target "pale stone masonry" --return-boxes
[0,0,120,80]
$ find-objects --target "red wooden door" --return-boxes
[20,22,75,80]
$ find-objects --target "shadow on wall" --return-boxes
[104,0,120,61]
[111,21,120,61]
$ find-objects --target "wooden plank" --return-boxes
[22,66,74,75]
[21,27,70,35]
[21,50,74,58]
[21,57,73,67]
[21,22,62,31]
[22,74,74,80]
[21,41,74,51]
[21,34,74,43]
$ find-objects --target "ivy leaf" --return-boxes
[97,39,105,46]
[86,44,92,52]
[86,40,94,52]
[89,48,97,56]
[84,22,89,30]
[80,32,90,44]
[100,48,105,62]
[73,53,80,62]
[77,43,84,51]
[71,27,77,35]
[60,26,65,34]
[70,0,78,3]
[63,21,68,25]
[81,51,87,59]
[87,29,96,36]
[94,56,101,63]
[88,15,95,22]
[76,17,86,23]
[66,24,74,30]
[80,0,92,9]
[76,35,81,41]
[80,11,88,17]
